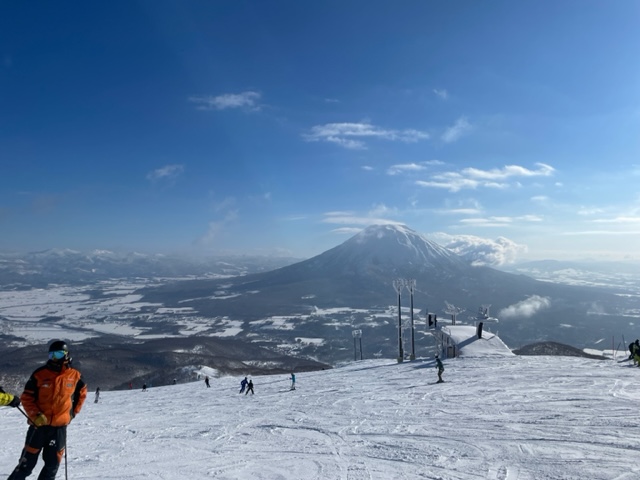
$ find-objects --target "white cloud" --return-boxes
[561,230,640,236]
[188,91,261,111]
[457,215,542,228]
[439,198,483,216]
[577,207,605,216]
[462,163,555,180]
[212,196,237,213]
[331,227,362,235]
[592,216,640,224]
[282,214,308,221]
[416,163,555,192]
[324,136,366,150]
[433,88,448,100]
[499,295,551,319]
[387,163,428,175]
[416,175,481,192]
[441,117,472,143]
[446,208,483,215]
[197,210,239,246]
[304,122,429,149]
[322,209,401,227]
[434,233,527,266]
[146,164,184,182]
[459,217,512,227]
[531,195,549,203]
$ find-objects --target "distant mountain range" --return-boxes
[2,225,638,371]
[0,249,299,287]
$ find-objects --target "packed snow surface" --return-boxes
[2,352,639,479]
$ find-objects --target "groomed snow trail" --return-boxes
[2,356,639,479]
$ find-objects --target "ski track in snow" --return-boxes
[2,356,640,479]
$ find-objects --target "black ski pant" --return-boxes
[8,425,66,480]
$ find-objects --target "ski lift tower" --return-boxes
[352,329,363,361]
[444,301,466,326]
[405,279,416,360]
[393,279,404,363]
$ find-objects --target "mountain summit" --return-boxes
[317,224,467,275]
[215,224,471,308]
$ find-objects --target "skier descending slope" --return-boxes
[435,354,445,383]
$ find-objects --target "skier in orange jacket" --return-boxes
[8,340,87,480]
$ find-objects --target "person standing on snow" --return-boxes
[94,387,100,404]
[239,376,248,394]
[245,379,254,395]
[8,340,87,480]
[628,341,637,363]
[290,372,296,390]
[204,376,210,388]
[0,385,21,408]
[435,354,445,383]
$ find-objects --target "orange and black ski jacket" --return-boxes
[20,361,87,427]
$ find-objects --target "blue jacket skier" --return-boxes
[239,377,248,394]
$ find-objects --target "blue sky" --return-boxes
[1,1,639,263]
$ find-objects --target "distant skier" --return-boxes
[245,379,254,395]
[204,376,210,388]
[290,372,296,391]
[94,387,100,403]
[142,383,147,392]
[634,340,640,367]
[435,354,444,383]
[239,377,248,394]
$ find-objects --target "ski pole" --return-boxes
[65,440,68,480]
[9,413,39,478]
[16,406,32,422]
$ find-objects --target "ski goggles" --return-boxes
[49,350,68,360]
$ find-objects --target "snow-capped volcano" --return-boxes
[316,224,467,275]
[136,223,631,363]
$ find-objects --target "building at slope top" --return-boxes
[433,325,514,358]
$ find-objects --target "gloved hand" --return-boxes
[8,395,20,408]
[33,413,48,427]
